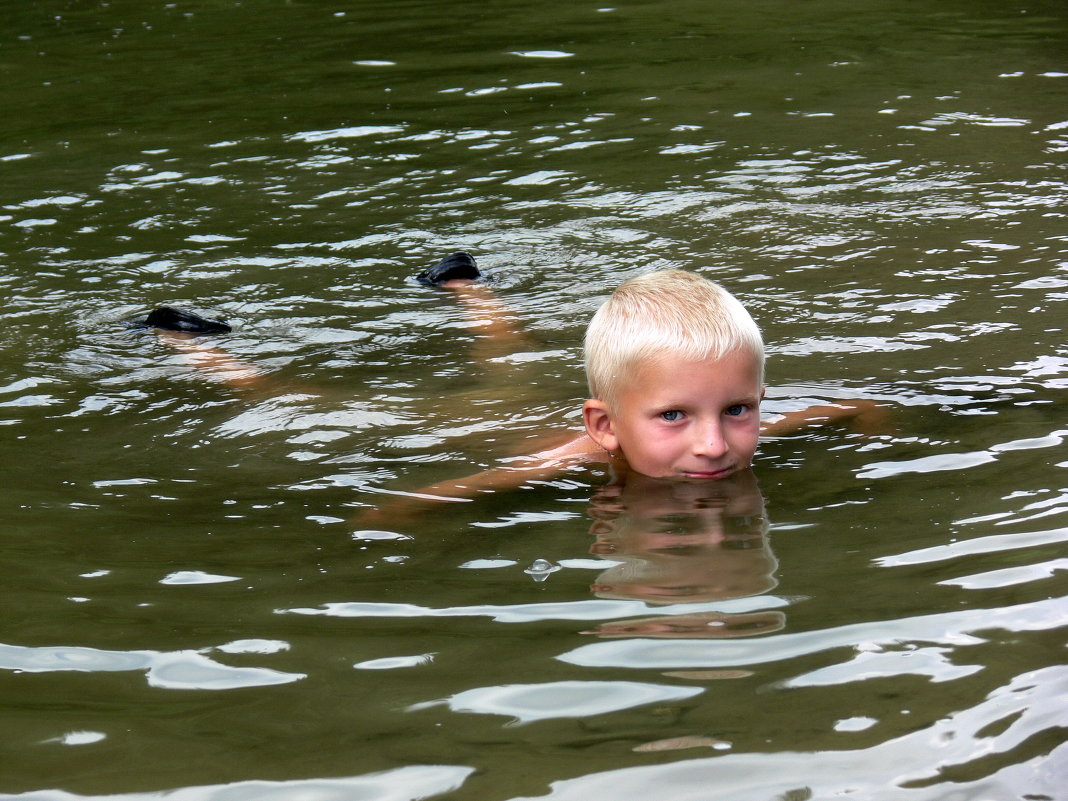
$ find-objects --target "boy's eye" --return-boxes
[725,404,747,416]
[660,410,683,422]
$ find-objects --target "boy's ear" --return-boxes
[583,399,619,453]
[761,386,766,401]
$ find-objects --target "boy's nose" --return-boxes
[692,420,729,459]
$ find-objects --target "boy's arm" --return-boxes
[403,453,587,500]
[350,434,603,527]
[760,399,889,437]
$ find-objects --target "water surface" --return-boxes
[1,0,1066,799]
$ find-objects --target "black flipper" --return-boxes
[415,252,481,286]
[129,306,232,334]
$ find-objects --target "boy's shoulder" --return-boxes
[531,432,607,463]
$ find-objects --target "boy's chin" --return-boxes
[627,466,741,482]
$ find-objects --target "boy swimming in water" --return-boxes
[137,255,883,502]
[399,265,882,501]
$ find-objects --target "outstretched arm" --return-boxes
[351,399,893,526]
[760,399,890,437]
[350,434,602,527]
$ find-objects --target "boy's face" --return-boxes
[583,348,763,480]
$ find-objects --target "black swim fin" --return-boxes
[130,306,232,334]
[415,252,481,286]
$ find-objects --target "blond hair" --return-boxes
[584,270,764,406]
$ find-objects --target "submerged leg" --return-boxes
[156,332,264,389]
[415,252,532,364]
[130,307,264,390]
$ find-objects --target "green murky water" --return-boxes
[2,1,1066,798]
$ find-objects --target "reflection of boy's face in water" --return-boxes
[585,470,784,638]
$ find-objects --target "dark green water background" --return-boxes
[2,1,1066,799]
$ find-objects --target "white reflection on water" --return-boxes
[10,765,475,801]
[214,639,290,655]
[354,653,435,670]
[0,643,303,690]
[858,449,998,478]
[160,570,240,585]
[506,670,1067,801]
[784,646,983,687]
[858,427,1068,479]
[286,125,407,143]
[41,731,107,746]
[508,50,575,59]
[557,596,1066,670]
[876,526,1068,567]
[833,716,877,733]
[411,680,702,724]
[939,558,1068,590]
[282,595,788,623]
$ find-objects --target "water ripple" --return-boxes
[557,597,1066,669]
[505,668,1067,801]
[10,765,475,801]
[0,643,304,690]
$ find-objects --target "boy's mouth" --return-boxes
[681,466,734,480]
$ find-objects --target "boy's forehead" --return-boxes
[627,348,763,389]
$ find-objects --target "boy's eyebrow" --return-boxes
[731,391,763,404]
[647,392,760,410]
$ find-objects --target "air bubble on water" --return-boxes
[524,559,561,582]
